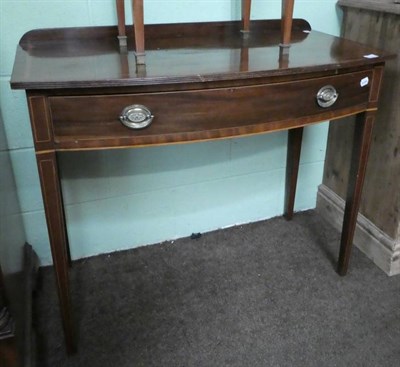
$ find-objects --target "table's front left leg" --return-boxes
[284,126,303,220]
[28,93,75,352]
[36,151,75,353]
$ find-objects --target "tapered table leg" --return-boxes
[284,127,303,220]
[116,0,127,50]
[337,111,375,276]
[36,151,75,353]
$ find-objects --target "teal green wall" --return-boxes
[0,0,341,265]
[0,110,26,275]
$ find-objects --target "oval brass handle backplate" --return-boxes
[316,85,339,108]
[120,104,154,129]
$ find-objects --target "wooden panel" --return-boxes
[27,95,53,151]
[338,0,400,15]
[368,65,384,106]
[49,71,372,150]
[323,7,400,238]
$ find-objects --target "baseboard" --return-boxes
[316,184,400,276]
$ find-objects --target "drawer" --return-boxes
[49,70,373,150]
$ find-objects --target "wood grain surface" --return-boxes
[47,70,372,150]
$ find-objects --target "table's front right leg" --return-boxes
[337,111,376,276]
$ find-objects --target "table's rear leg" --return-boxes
[284,127,303,220]
[36,151,75,353]
[337,111,375,276]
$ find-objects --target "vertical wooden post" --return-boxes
[116,0,127,49]
[241,0,252,35]
[284,127,303,220]
[281,0,295,47]
[132,0,145,64]
[337,111,376,275]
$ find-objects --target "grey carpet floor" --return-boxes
[35,210,400,367]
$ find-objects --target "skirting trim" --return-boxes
[316,184,400,276]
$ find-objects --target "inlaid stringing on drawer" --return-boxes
[49,70,373,149]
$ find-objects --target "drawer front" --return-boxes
[49,70,373,149]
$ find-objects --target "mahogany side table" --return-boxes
[11,18,390,353]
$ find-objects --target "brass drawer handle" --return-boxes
[120,104,154,129]
[316,85,338,108]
